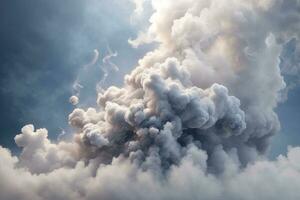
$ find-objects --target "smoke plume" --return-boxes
[1,0,300,199]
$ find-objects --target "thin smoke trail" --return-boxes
[69,49,100,105]
[102,45,119,72]
[97,45,119,94]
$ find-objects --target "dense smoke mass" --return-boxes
[1,0,300,199]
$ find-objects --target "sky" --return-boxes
[0,0,149,149]
[0,0,300,199]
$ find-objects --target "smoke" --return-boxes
[84,49,100,69]
[102,45,119,72]
[70,49,101,106]
[69,96,79,106]
[96,45,120,94]
[131,0,146,16]
[1,0,300,199]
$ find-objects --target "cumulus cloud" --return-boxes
[1,0,300,199]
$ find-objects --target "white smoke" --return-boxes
[72,81,83,97]
[69,95,79,106]
[84,49,100,69]
[96,45,120,94]
[102,45,119,72]
[70,49,100,104]
[1,0,300,199]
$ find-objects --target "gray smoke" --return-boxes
[1,0,300,199]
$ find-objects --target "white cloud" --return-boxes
[1,0,300,199]
[1,145,300,200]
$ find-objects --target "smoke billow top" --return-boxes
[1,0,300,199]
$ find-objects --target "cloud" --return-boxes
[1,144,300,200]
[1,0,300,199]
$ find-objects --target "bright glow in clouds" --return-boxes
[1,0,300,199]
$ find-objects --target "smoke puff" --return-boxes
[14,125,79,174]
[69,96,79,105]
[1,0,300,199]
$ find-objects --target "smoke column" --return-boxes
[1,0,300,199]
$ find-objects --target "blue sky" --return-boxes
[0,0,298,158]
[272,86,300,157]
[0,0,146,148]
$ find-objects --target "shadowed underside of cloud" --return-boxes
[1,0,300,199]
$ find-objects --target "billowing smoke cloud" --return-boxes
[1,0,300,199]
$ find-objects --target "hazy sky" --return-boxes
[0,0,149,149]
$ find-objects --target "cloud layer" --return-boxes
[1,0,300,199]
